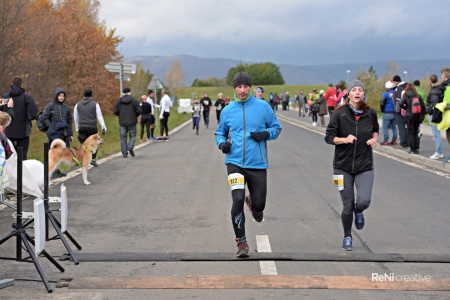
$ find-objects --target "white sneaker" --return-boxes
[312,122,317,126]
[429,153,444,160]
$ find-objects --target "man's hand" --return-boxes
[250,131,270,142]
[102,128,106,135]
[219,141,232,154]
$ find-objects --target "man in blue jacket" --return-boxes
[215,71,282,258]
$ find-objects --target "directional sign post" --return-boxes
[104,62,137,96]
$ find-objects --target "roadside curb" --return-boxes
[277,114,450,175]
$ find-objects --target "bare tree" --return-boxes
[165,60,185,95]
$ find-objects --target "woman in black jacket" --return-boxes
[399,83,426,154]
[325,79,379,251]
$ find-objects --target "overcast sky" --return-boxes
[99,0,450,66]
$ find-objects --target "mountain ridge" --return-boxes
[125,55,450,86]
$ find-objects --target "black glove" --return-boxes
[219,141,232,154]
[102,129,106,135]
[250,131,270,142]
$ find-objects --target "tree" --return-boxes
[226,62,284,86]
[165,59,185,94]
[383,60,399,82]
[0,0,123,113]
[129,63,152,99]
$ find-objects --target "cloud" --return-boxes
[99,0,450,65]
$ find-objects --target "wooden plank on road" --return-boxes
[61,275,450,290]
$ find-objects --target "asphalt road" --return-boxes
[1,111,449,299]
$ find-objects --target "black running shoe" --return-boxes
[128,148,135,157]
[90,159,98,167]
[245,195,263,222]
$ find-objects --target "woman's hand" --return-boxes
[344,134,357,144]
[366,138,377,148]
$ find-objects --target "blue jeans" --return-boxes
[428,115,443,155]
[382,113,397,143]
[120,125,137,157]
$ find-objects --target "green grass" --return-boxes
[174,84,328,100]
[27,106,191,168]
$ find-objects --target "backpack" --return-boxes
[311,102,320,113]
[411,97,422,115]
[36,112,48,132]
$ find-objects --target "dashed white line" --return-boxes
[256,235,278,275]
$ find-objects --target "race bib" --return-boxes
[194,106,200,111]
[333,175,344,191]
[204,100,209,105]
[228,173,245,191]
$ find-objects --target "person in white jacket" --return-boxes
[157,89,171,141]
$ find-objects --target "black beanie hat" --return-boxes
[123,87,131,94]
[84,88,93,97]
[233,71,252,88]
[413,80,420,86]
[392,75,401,82]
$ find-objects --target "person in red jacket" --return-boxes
[324,83,337,117]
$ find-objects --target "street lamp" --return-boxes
[403,71,408,82]
[346,70,351,83]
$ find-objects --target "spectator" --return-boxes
[138,94,154,142]
[2,76,38,160]
[157,89,171,140]
[414,80,427,104]
[146,90,157,140]
[324,83,337,116]
[114,87,141,157]
[214,93,226,124]
[215,71,282,258]
[74,88,107,167]
[296,90,307,117]
[437,67,450,162]
[317,90,327,126]
[380,81,397,145]
[399,83,426,154]
[200,92,212,128]
[309,89,320,126]
[426,74,444,159]
[392,75,409,149]
[41,88,73,178]
[325,79,379,251]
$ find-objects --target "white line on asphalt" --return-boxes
[256,235,278,275]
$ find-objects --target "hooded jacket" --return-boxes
[215,94,282,169]
[427,83,443,115]
[41,88,73,141]
[3,84,38,138]
[400,90,426,119]
[114,94,141,126]
[325,105,379,173]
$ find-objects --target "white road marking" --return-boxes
[256,235,278,275]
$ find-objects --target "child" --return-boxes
[191,97,202,135]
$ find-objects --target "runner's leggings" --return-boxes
[334,169,373,237]
[227,164,267,241]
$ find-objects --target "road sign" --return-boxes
[115,74,131,81]
[147,76,163,89]
[104,62,137,74]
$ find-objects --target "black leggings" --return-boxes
[203,110,210,125]
[160,112,170,137]
[334,169,373,237]
[407,117,421,152]
[312,112,318,122]
[140,118,151,139]
[227,164,267,240]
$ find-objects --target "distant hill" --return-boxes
[125,55,450,86]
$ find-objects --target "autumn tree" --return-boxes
[165,60,185,95]
[129,64,153,99]
[0,0,123,113]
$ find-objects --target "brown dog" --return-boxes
[49,133,104,185]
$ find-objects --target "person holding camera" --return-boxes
[74,88,107,167]
[2,76,38,160]
[215,71,282,258]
